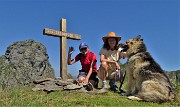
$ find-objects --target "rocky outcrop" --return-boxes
[0,39,54,90]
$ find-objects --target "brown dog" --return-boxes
[121,35,174,103]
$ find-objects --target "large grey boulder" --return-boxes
[0,39,54,90]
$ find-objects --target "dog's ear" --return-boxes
[137,35,141,39]
[135,35,141,40]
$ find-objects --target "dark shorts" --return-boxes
[79,70,99,88]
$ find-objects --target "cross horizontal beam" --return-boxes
[43,28,81,40]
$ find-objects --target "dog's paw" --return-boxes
[128,96,143,101]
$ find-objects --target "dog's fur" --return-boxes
[121,35,174,103]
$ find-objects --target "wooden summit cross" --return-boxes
[43,18,81,80]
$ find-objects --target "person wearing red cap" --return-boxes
[67,42,99,90]
[98,32,126,90]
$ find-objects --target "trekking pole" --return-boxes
[119,70,126,94]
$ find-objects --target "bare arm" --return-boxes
[99,48,116,63]
[67,54,76,65]
[67,46,76,65]
[84,62,93,83]
[100,54,116,63]
[100,54,120,69]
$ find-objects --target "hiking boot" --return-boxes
[89,79,99,89]
[109,80,114,90]
[97,88,108,94]
[102,84,108,89]
[109,80,117,91]
[102,81,108,89]
[85,82,93,91]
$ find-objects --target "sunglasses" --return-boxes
[80,48,87,51]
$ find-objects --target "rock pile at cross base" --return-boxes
[0,39,54,90]
[32,78,107,94]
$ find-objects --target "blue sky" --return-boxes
[0,0,179,77]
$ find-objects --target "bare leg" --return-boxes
[99,62,108,81]
[98,62,108,88]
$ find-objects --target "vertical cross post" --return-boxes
[60,19,67,80]
[43,18,81,80]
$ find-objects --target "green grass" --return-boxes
[0,86,179,107]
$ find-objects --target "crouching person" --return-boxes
[67,42,99,91]
[98,32,126,90]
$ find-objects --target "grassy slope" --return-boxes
[0,86,179,107]
[0,61,179,107]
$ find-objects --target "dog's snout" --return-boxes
[120,43,129,52]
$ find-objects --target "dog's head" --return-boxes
[121,35,146,57]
